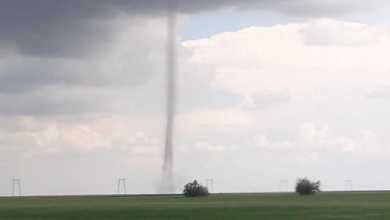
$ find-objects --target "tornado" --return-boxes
[161,1,176,194]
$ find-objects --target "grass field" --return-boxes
[1,192,390,220]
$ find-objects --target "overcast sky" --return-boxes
[1,0,390,196]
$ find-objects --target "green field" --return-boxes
[1,192,390,220]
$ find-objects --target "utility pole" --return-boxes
[206,179,214,194]
[12,179,22,196]
[117,179,127,195]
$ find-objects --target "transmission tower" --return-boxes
[117,178,127,194]
[345,180,353,191]
[12,179,22,196]
[280,179,288,192]
[206,179,214,194]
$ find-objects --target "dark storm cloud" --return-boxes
[0,86,132,116]
[0,1,118,57]
[0,52,161,93]
[0,0,382,57]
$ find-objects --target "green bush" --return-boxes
[295,178,321,195]
[183,180,209,197]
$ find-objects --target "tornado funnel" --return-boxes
[161,2,176,194]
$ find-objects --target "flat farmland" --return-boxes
[0,192,390,220]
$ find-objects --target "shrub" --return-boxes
[183,180,209,197]
[295,178,321,195]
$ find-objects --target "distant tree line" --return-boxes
[295,178,321,195]
[182,178,321,197]
[182,180,209,197]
